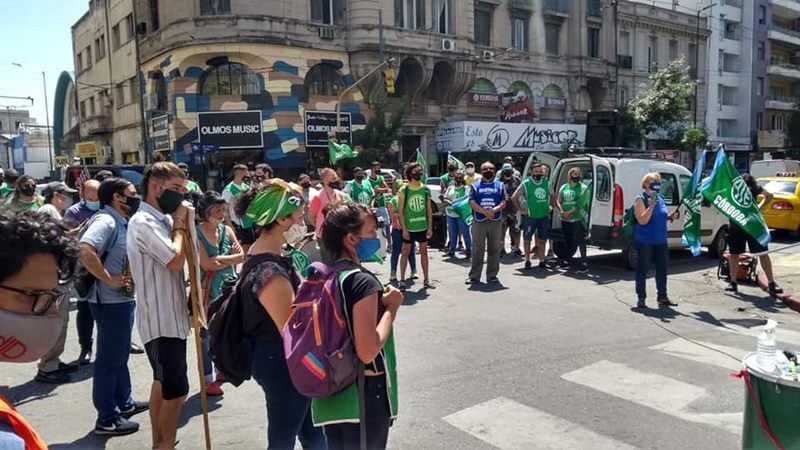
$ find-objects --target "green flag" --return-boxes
[328,139,358,164]
[286,247,311,278]
[681,150,707,256]
[447,153,466,172]
[700,148,771,246]
[452,194,474,226]
[415,149,428,184]
[577,183,591,230]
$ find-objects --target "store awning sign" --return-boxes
[305,111,352,148]
[197,110,264,149]
[75,141,100,158]
[151,115,170,151]
[435,121,586,153]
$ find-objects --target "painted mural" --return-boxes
[141,44,369,170]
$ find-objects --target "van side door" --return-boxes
[590,156,614,241]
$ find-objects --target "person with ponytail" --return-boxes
[233,179,326,449]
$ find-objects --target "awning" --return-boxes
[436,121,586,153]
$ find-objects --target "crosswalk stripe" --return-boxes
[561,360,742,434]
[716,322,800,349]
[649,338,746,371]
[443,397,637,450]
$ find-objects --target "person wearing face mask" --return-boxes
[79,177,149,435]
[232,179,326,449]
[556,167,590,273]
[312,202,403,449]
[0,168,19,201]
[196,191,244,397]
[368,161,391,244]
[297,173,319,231]
[513,163,552,270]
[6,175,43,210]
[443,170,472,259]
[309,168,348,263]
[633,173,681,309]
[466,162,506,285]
[38,181,78,221]
[499,163,522,258]
[344,167,375,207]
[397,162,434,290]
[222,164,255,253]
[126,162,190,450]
[255,163,273,184]
[177,163,202,194]
[464,162,478,185]
[0,209,81,450]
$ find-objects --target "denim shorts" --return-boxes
[520,216,550,242]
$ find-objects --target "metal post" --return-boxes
[41,72,54,174]
[613,0,619,107]
[693,9,700,126]
[131,0,150,163]
[379,0,385,61]
[336,57,395,129]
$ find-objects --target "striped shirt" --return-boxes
[127,202,190,344]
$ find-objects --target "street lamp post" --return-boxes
[694,3,716,127]
[12,63,55,175]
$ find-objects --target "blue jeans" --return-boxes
[446,215,472,254]
[200,329,214,382]
[390,228,416,274]
[635,242,668,300]
[89,301,135,425]
[251,340,326,450]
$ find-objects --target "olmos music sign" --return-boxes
[197,110,264,149]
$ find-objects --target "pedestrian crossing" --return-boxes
[442,320,796,448]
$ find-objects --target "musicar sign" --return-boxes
[435,121,586,153]
[197,110,264,149]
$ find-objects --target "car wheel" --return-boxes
[708,226,728,259]
[622,244,638,270]
[552,240,574,261]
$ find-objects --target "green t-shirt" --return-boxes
[0,183,12,200]
[368,175,388,208]
[444,185,467,218]
[224,182,253,228]
[559,182,587,223]
[346,179,374,206]
[186,180,201,193]
[522,178,550,219]
[6,197,41,211]
[399,184,430,232]
[440,173,452,189]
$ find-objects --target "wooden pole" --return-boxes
[184,207,212,450]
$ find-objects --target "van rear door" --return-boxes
[589,156,614,241]
[550,157,592,234]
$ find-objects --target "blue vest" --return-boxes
[470,180,504,222]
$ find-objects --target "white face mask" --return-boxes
[466,168,475,175]
[0,308,63,363]
[283,222,307,245]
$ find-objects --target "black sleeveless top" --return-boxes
[240,253,301,343]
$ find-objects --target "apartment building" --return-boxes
[765,0,800,155]
[72,0,142,164]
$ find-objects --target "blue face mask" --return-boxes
[649,183,661,192]
[355,237,382,261]
[84,200,101,211]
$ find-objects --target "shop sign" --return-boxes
[305,111,352,148]
[197,110,264,149]
[151,114,170,151]
[75,141,100,158]
[501,91,536,122]
[435,121,586,153]
[757,130,784,149]
[544,97,567,110]
[467,92,501,107]
[54,156,70,167]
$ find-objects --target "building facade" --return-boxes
[72,0,142,165]
[765,0,800,156]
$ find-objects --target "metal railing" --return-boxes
[767,95,800,104]
[544,0,569,14]
[770,56,800,71]
[771,23,800,40]
[509,0,534,11]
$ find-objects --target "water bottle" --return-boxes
[756,319,778,372]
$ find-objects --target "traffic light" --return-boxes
[384,69,395,95]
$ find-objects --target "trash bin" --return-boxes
[741,353,800,450]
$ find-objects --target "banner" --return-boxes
[415,149,428,184]
[435,121,586,153]
[328,139,358,164]
[305,111,352,148]
[447,153,466,172]
[681,151,707,256]
[451,195,474,226]
[700,149,771,246]
[197,111,263,149]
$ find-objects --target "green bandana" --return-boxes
[245,179,303,226]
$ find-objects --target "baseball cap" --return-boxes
[501,163,513,171]
[42,181,78,198]
[177,162,189,170]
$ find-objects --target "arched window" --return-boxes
[304,64,346,97]
[543,84,564,99]
[199,62,261,96]
[152,72,168,111]
[508,81,532,100]
[470,78,497,93]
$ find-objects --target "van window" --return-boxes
[659,172,679,205]
[595,165,611,201]
[679,175,692,201]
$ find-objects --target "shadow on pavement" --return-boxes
[178,391,224,429]
[467,282,508,293]
[1,365,93,408]
[630,304,683,323]
[49,430,110,449]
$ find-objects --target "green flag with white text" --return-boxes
[681,150,707,256]
[328,139,358,164]
[415,149,428,183]
[700,148,771,246]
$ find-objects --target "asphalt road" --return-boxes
[2,237,799,449]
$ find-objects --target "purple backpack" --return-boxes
[283,261,360,398]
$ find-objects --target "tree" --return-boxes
[677,126,709,165]
[629,57,695,135]
[619,108,644,148]
[786,104,800,160]
[348,99,407,169]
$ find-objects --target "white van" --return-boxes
[523,153,728,269]
[750,160,800,179]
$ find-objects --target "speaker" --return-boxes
[585,110,622,148]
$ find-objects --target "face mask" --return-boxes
[356,237,381,261]
[243,176,251,184]
[85,200,101,211]
[60,194,73,210]
[466,168,475,175]
[329,180,343,190]
[410,172,423,181]
[503,171,513,179]
[649,183,661,192]
[571,176,582,182]
[455,179,464,186]
[532,175,543,181]
[20,186,35,197]
[123,195,141,216]
[355,174,364,181]
[208,216,224,226]
[283,222,307,245]
[300,182,311,189]
[0,308,63,363]
[482,170,494,179]
[448,168,456,174]
[157,187,183,214]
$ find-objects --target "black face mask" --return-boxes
[329,180,343,190]
[410,172,423,181]
[482,170,495,179]
[355,175,364,181]
[300,182,311,189]
[571,176,582,182]
[123,195,141,216]
[20,186,35,197]
[532,175,543,181]
[454,178,465,186]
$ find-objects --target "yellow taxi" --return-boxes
[757,173,800,236]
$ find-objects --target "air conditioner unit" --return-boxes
[481,50,495,62]
[319,27,335,40]
[143,93,158,112]
[441,38,456,52]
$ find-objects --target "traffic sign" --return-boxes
[190,143,220,154]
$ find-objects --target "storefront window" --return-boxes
[199,62,261,96]
[470,78,497,93]
[305,64,346,97]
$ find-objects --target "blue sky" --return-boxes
[0,1,87,127]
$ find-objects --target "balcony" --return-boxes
[771,0,800,21]
[544,0,569,16]
[724,0,743,7]
[769,23,800,47]
[768,57,800,80]
[84,115,113,135]
[587,0,602,18]
[509,0,534,12]
[766,95,799,110]
[617,54,632,69]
